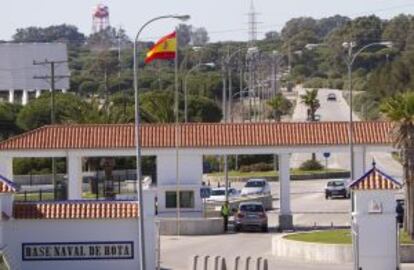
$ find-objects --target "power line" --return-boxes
[33,59,69,201]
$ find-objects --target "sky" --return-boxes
[1,0,414,42]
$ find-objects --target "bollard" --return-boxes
[331,221,334,228]
[191,255,199,270]
[204,256,210,270]
[220,257,227,270]
[234,256,241,270]
[256,257,262,270]
[214,256,221,270]
[262,259,269,270]
[245,257,251,270]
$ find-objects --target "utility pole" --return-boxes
[34,59,69,200]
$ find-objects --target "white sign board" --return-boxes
[22,241,134,261]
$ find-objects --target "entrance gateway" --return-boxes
[0,121,395,230]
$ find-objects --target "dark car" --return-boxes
[325,180,349,199]
[327,93,337,101]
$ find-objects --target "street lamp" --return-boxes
[133,14,190,270]
[184,62,215,122]
[343,41,392,182]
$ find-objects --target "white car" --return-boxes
[241,179,271,196]
[206,187,239,202]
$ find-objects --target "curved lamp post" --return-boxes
[343,41,392,182]
[184,62,215,122]
[133,14,190,270]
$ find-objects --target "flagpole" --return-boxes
[174,27,181,237]
[133,14,190,270]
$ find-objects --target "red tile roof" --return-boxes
[0,122,393,150]
[0,174,17,193]
[349,164,402,191]
[13,201,139,219]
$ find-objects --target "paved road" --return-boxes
[290,87,402,180]
[161,180,408,269]
[161,180,412,269]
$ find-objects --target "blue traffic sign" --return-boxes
[200,187,211,199]
[323,152,331,158]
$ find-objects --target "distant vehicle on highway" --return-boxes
[327,93,337,101]
[325,180,350,199]
[241,179,271,196]
[206,187,239,202]
[234,201,268,232]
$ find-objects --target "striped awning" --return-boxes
[348,163,402,191]
[0,174,17,193]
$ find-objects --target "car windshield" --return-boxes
[328,181,344,187]
[245,181,265,188]
[211,190,225,196]
[240,204,264,212]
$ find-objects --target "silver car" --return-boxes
[234,202,268,232]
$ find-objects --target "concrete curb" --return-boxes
[272,233,414,263]
[272,234,353,263]
[157,217,224,236]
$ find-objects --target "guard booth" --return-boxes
[349,162,402,270]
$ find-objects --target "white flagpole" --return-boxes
[174,28,181,236]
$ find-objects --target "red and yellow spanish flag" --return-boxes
[145,31,177,64]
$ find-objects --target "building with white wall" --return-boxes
[0,121,396,230]
[0,43,70,105]
[349,163,402,270]
[0,175,156,270]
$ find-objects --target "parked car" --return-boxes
[234,201,268,232]
[325,180,349,199]
[241,179,271,196]
[206,187,239,202]
[327,93,337,101]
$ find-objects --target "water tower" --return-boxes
[92,3,110,33]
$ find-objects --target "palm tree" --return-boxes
[267,93,292,122]
[381,92,414,239]
[300,89,320,121]
[301,89,320,161]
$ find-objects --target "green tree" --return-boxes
[13,24,86,47]
[187,96,222,122]
[380,92,414,239]
[267,94,293,121]
[0,103,22,140]
[16,93,92,130]
[300,89,320,121]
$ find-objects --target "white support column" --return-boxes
[67,154,82,200]
[21,89,29,105]
[0,156,13,180]
[35,89,41,98]
[8,90,14,103]
[353,147,366,180]
[278,153,293,230]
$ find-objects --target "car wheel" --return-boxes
[325,193,329,200]
[261,225,268,233]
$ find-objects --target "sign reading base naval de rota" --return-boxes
[22,241,134,261]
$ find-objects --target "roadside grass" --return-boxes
[284,229,413,245]
[208,168,346,178]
